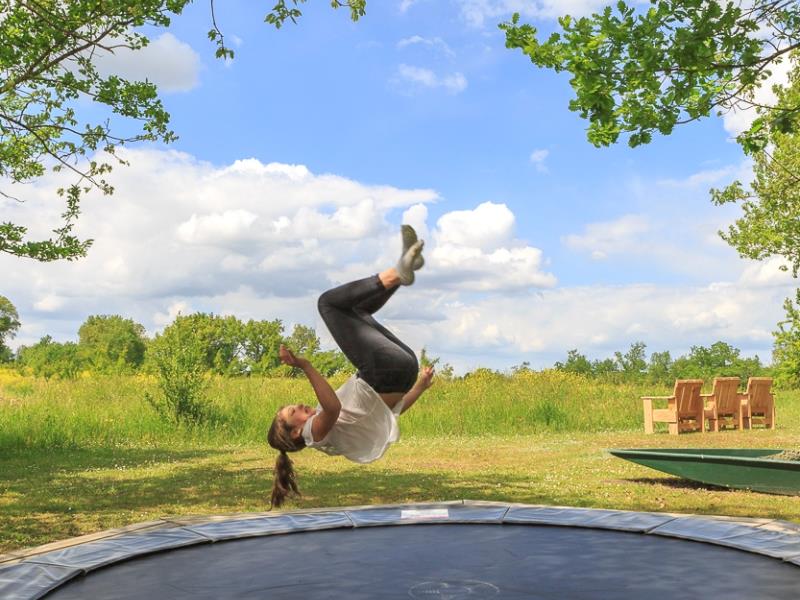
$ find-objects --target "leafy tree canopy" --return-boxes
[554,348,593,375]
[146,313,349,377]
[77,314,147,373]
[501,1,800,152]
[17,335,82,379]
[711,67,800,274]
[2,0,366,262]
[614,340,647,377]
[554,340,765,384]
[241,318,285,374]
[772,289,800,387]
[147,313,248,376]
[0,295,20,361]
[647,350,673,384]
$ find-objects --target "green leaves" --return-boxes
[0,0,188,261]
[207,0,367,60]
[144,313,349,377]
[263,0,366,28]
[773,290,800,388]
[16,336,83,379]
[501,1,798,148]
[77,315,148,374]
[555,341,765,384]
[145,318,211,425]
[0,220,92,262]
[712,133,800,275]
[264,0,308,29]
[711,64,800,276]
[5,0,369,262]
[0,296,20,363]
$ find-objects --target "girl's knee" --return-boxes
[317,290,334,314]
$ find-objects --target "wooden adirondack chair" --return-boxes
[702,377,742,432]
[642,379,705,435]
[741,377,775,430]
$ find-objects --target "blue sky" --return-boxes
[2,0,796,372]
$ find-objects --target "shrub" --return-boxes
[16,336,82,379]
[145,319,211,425]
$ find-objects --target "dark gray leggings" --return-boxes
[318,275,419,393]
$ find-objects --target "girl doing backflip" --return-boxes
[267,225,435,508]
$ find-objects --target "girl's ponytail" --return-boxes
[271,450,299,509]
[267,410,306,509]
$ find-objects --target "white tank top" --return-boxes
[301,375,404,464]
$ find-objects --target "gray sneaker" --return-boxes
[401,224,425,270]
[397,239,424,285]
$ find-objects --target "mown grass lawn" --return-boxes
[3,427,798,555]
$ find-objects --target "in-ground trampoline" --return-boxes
[5,501,800,599]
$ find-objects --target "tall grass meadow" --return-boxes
[2,367,800,450]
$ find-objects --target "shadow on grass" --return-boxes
[2,461,551,516]
[0,446,553,552]
[299,467,551,508]
[0,446,235,551]
[0,447,232,511]
[628,476,732,492]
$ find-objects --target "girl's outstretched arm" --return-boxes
[279,345,341,440]
[400,365,435,414]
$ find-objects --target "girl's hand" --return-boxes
[418,365,435,390]
[279,345,307,368]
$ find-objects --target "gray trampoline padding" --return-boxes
[505,506,674,532]
[184,510,353,541]
[717,528,800,559]
[25,528,208,571]
[345,502,508,527]
[42,523,800,600]
[0,563,79,600]
[650,515,779,544]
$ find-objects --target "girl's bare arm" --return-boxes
[280,345,340,440]
[400,366,435,414]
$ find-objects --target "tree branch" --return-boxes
[2,14,135,95]
[1,112,106,188]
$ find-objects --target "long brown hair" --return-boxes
[267,408,306,509]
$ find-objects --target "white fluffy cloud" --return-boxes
[391,278,790,372]
[2,149,554,350]
[177,209,260,245]
[723,55,796,137]
[91,33,201,93]
[436,201,515,249]
[657,164,746,188]
[738,257,795,288]
[455,0,622,27]
[399,0,420,13]
[428,202,556,290]
[33,295,65,313]
[397,35,456,58]
[563,214,650,260]
[529,149,549,173]
[402,203,431,241]
[153,301,192,328]
[396,64,468,94]
[1,148,438,333]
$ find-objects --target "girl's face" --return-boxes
[280,404,315,439]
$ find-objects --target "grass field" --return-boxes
[2,369,799,555]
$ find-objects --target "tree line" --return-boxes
[548,341,768,386]
[2,292,796,388]
[1,309,351,380]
